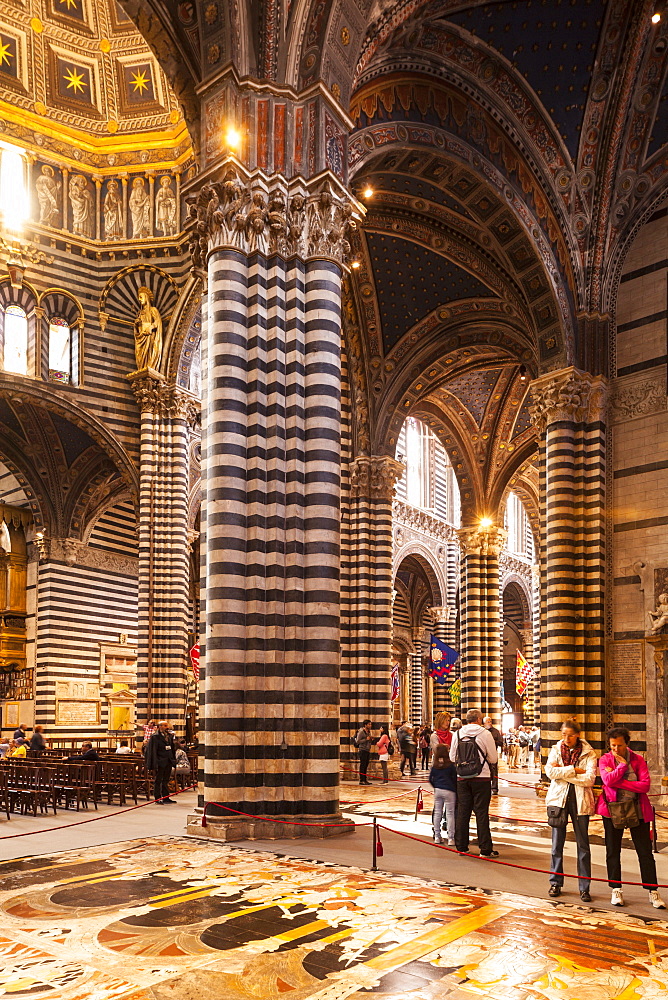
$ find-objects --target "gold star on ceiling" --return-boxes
[0,40,12,68]
[130,69,150,95]
[59,0,79,9]
[63,66,86,94]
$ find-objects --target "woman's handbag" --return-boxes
[604,789,641,830]
[547,805,568,828]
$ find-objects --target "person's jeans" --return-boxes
[603,817,657,889]
[433,788,456,842]
[455,778,493,854]
[154,763,172,802]
[380,759,388,782]
[550,785,591,891]
[400,752,416,775]
[421,748,430,769]
[490,762,499,793]
[359,749,370,783]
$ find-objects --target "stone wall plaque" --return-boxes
[608,640,645,702]
[55,700,100,726]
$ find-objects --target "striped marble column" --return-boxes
[340,455,403,760]
[410,628,424,724]
[457,524,506,719]
[129,373,196,730]
[531,564,541,727]
[188,167,357,832]
[530,367,608,753]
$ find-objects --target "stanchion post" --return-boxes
[654,808,658,854]
[372,817,378,871]
[414,786,421,822]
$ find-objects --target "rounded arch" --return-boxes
[502,578,532,631]
[392,542,446,609]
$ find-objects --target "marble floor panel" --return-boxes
[2,837,668,999]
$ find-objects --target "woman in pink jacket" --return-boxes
[597,726,665,909]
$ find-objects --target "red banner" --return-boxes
[190,644,200,681]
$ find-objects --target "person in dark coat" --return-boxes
[145,720,177,803]
[65,741,99,763]
[30,725,46,753]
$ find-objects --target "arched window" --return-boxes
[0,146,28,232]
[504,491,534,561]
[48,317,72,383]
[396,416,460,525]
[2,304,28,375]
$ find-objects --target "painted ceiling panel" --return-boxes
[443,0,606,160]
[367,172,476,219]
[367,232,495,352]
[48,411,98,466]
[647,84,668,160]
[441,368,503,426]
[512,398,533,438]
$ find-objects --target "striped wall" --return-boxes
[611,206,668,767]
[88,500,138,556]
[202,247,344,821]
[34,561,137,740]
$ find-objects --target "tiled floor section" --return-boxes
[3,836,668,999]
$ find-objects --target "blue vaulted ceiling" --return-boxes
[367,232,496,352]
[443,0,606,160]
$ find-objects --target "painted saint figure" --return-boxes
[129,176,151,238]
[35,165,60,228]
[103,179,124,240]
[69,174,94,238]
[133,285,162,372]
[155,175,177,237]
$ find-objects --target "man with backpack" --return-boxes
[451,708,499,857]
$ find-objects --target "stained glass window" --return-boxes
[48,317,71,383]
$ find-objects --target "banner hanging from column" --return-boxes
[190,644,200,682]
[516,649,531,697]
[390,662,399,701]
[428,635,458,685]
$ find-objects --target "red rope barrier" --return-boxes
[201,801,373,829]
[0,784,197,841]
[377,823,668,890]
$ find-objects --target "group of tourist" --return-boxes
[0,719,192,805]
[356,711,666,908]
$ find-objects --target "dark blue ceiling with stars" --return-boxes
[442,0,607,160]
[366,232,496,352]
[441,369,502,426]
[366,172,477,220]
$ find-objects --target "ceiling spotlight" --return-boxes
[351,259,361,269]
[479,516,493,529]
[652,11,661,22]
[363,186,374,199]
[225,126,241,150]
[519,364,527,381]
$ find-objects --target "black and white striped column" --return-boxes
[530,368,608,753]
[457,525,506,719]
[340,455,403,758]
[189,170,357,831]
[130,374,196,729]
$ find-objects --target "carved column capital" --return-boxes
[350,455,405,501]
[430,605,456,624]
[128,369,199,421]
[186,166,362,268]
[529,366,608,434]
[457,525,507,559]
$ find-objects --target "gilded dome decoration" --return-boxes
[0,0,192,172]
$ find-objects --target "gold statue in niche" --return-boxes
[133,285,162,371]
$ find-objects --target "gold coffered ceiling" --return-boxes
[0,0,192,170]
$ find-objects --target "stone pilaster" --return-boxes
[457,524,506,719]
[128,369,197,731]
[530,366,608,752]
[340,455,404,753]
[188,157,361,835]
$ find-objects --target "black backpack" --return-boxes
[454,735,487,777]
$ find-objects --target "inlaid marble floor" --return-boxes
[2,836,668,999]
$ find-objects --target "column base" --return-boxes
[186,808,356,841]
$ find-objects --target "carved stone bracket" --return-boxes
[127,368,200,422]
[39,537,138,577]
[350,456,405,501]
[457,525,507,559]
[393,499,457,543]
[186,164,362,267]
[529,367,608,434]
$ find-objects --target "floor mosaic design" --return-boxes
[2,836,668,999]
